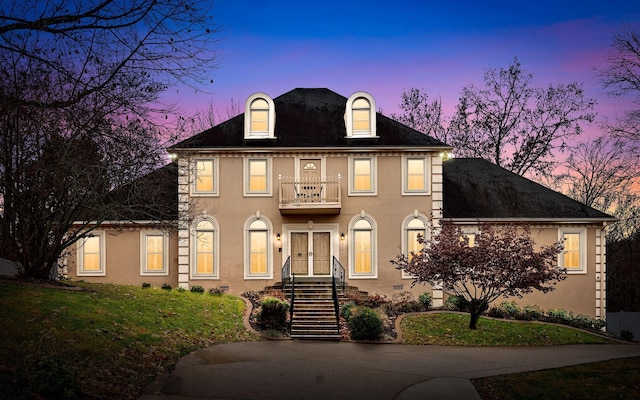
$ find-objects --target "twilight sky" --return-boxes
[169,1,640,127]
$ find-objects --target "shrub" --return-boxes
[443,295,468,311]
[620,329,634,342]
[348,306,383,340]
[521,304,544,321]
[175,286,186,292]
[362,292,390,308]
[546,308,574,324]
[209,287,224,295]
[571,314,606,330]
[190,285,205,293]
[418,292,433,309]
[383,291,423,316]
[141,282,151,289]
[256,297,290,329]
[161,283,172,290]
[340,301,357,321]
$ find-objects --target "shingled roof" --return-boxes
[443,158,615,222]
[170,88,449,150]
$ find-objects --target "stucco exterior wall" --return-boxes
[67,227,179,288]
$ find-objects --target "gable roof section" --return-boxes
[443,158,615,222]
[170,88,449,150]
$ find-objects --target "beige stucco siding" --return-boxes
[67,228,179,287]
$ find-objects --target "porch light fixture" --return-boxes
[276,233,281,241]
[340,233,345,241]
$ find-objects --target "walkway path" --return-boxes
[140,341,640,400]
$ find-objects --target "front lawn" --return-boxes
[0,280,257,399]
[400,313,614,346]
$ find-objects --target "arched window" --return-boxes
[345,91,377,137]
[244,93,276,138]
[401,213,429,278]
[348,212,377,278]
[244,214,273,278]
[191,217,219,278]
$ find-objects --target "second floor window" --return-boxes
[245,158,271,195]
[193,159,217,195]
[403,156,430,194]
[349,157,376,195]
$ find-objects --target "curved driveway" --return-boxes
[140,341,640,400]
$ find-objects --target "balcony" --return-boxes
[278,174,341,214]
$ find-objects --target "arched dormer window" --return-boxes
[244,93,276,139]
[345,91,377,138]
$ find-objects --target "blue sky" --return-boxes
[170,1,640,124]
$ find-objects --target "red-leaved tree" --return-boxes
[392,221,566,329]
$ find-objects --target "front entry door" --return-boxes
[290,231,331,276]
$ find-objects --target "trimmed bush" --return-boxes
[256,297,290,329]
[443,295,468,311]
[521,304,544,321]
[141,282,151,289]
[348,306,383,340]
[340,301,357,321]
[190,285,205,293]
[208,287,224,295]
[620,330,634,342]
[161,283,172,290]
[547,308,574,324]
[418,292,433,309]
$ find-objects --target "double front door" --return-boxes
[290,231,331,276]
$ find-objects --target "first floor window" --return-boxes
[559,229,586,274]
[141,232,168,275]
[349,213,377,278]
[192,219,218,278]
[245,216,273,278]
[78,231,105,276]
[402,213,428,279]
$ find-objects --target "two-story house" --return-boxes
[67,88,615,318]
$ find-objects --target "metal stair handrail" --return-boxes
[281,256,291,289]
[331,257,346,332]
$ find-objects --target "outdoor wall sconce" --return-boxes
[340,233,345,241]
[276,233,281,241]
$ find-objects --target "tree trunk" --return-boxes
[467,299,489,330]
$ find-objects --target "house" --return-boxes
[66,88,615,319]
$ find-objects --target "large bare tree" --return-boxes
[389,88,448,142]
[0,0,219,279]
[448,57,596,178]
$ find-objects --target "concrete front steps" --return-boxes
[283,278,344,340]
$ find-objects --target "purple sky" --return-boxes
[167,1,640,129]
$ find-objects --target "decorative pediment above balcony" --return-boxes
[278,175,341,214]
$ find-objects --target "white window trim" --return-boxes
[244,157,272,196]
[190,216,220,279]
[191,158,219,197]
[140,230,169,276]
[401,154,431,195]
[401,212,430,279]
[244,92,276,139]
[348,212,378,279]
[348,156,377,196]
[345,91,377,138]
[244,213,274,279]
[559,228,587,274]
[77,231,106,277]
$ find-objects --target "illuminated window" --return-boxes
[402,155,430,194]
[192,219,218,278]
[244,215,273,278]
[349,213,377,278]
[559,229,586,274]
[244,93,276,139]
[352,98,371,132]
[245,158,271,195]
[193,159,217,195]
[141,232,169,275]
[349,157,376,195]
[78,232,105,276]
[402,214,429,279]
[345,91,377,137]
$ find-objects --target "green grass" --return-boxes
[400,313,614,346]
[473,356,640,400]
[0,280,257,399]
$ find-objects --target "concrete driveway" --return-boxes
[140,341,640,400]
